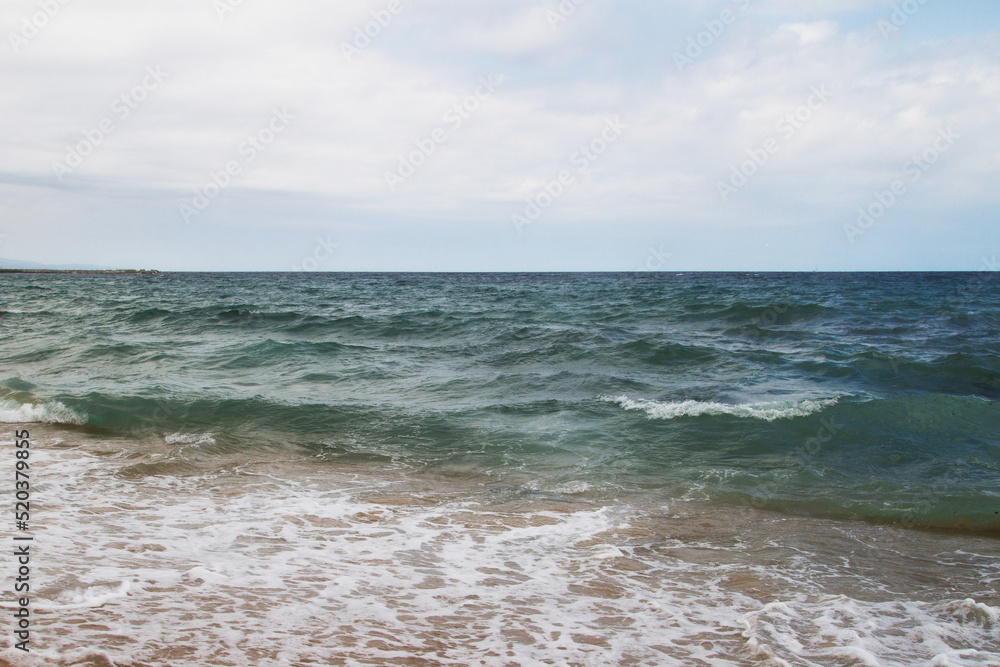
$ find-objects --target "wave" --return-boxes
[619,340,720,366]
[126,307,173,323]
[679,301,840,324]
[601,395,839,421]
[0,398,88,425]
[165,432,216,446]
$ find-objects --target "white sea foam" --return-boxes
[602,394,839,421]
[0,647,123,667]
[741,595,1000,666]
[37,581,132,611]
[0,398,87,424]
[521,479,595,495]
[14,433,998,667]
[548,480,594,495]
[164,432,216,446]
[25,445,754,665]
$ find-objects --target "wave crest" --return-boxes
[601,395,839,421]
[165,432,216,446]
[0,398,88,425]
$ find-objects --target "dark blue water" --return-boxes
[2,272,998,533]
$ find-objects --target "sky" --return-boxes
[0,0,998,272]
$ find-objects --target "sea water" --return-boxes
[0,272,997,665]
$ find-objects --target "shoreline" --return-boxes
[4,422,996,666]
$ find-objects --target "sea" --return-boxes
[0,272,997,666]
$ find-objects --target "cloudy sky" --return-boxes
[1,0,998,271]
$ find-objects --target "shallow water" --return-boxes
[0,426,995,666]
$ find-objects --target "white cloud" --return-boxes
[447,7,562,55]
[1,0,998,244]
[777,20,838,44]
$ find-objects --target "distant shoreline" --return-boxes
[0,269,160,275]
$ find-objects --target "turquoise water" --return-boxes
[2,272,998,533]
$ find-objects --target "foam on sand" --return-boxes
[741,596,1000,666]
[9,429,997,667]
